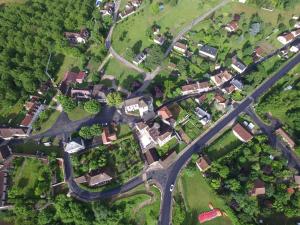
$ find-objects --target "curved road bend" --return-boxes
[159,53,300,225]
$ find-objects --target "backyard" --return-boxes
[112,0,222,58]
[177,168,233,225]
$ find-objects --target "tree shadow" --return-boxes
[18,177,29,189]
[132,40,143,54]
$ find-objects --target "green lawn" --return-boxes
[54,55,81,84]
[32,110,61,134]
[12,140,61,156]
[156,137,179,157]
[117,124,132,137]
[113,185,161,225]
[12,158,50,198]
[179,170,232,225]
[66,106,92,121]
[205,129,242,160]
[112,0,222,57]
[103,57,141,89]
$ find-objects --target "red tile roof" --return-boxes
[20,114,34,127]
[275,128,295,149]
[227,20,239,31]
[232,123,253,142]
[198,209,222,223]
[102,127,117,145]
[196,156,211,171]
[62,71,86,84]
[158,106,173,120]
[250,179,265,196]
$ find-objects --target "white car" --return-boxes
[170,184,174,192]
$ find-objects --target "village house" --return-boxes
[195,94,207,105]
[214,94,228,109]
[199,44,218,60]
[196,156,211,172]
[195,107,212,125]
[277,28,300,45]
[135,121,175,150]
[225,20,239,32]
[198,209,222,224]
[157,106,176,127]
[290,39,300,53]
[210,70,232,86]
[20,96,44,129]
[231,57,247,74]
[100,2,114,16]
[181,81,210,95]
[71,89,92,101]
[173,42,187,54]
[60,71,86,94]
[64,138,85,154]
[0,170,8,206]
[133,51,147,65]
[275,128,295,150]
[119,1,141,20]
[0,128,28,140]
[250,179,266,197]
[75,171,113,187]
[154,34,166,45]
[0,145,12,161]
[102,127,117,145]
[232,123,253,142]
[144,148,160,166]
[64,28,89,44]
[124,96,154,120]
[222,83,236,94]
[254,46,266,61]
[230,79,244,91]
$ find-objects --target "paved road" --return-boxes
[159,53,300,225]
[245,107,300,171]
[63,152,144,201]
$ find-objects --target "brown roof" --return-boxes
[102,127,117,145]
[196,156,211,171]
[0,128,26,139]
[294,175,300,186]
[88,172,112,186]
[136,122,148,131]
[174,42,187,51]
[62,71,86,84]
[20,114,34,127]
[214,94,226,103]
[223,84,236,94]
[233,123,253,142]
[227,20,239,31]
[181,81,210,92]
[275,128,295,149]
[144,148,159,165]
[255,47,265,57]
[157,131,172,142]
[158,106,173,120]
[251,179,265,196]
[197,94,207,103]
[282,33,295,42]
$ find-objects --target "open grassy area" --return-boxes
[12,158,51,198]
[12,140,61,156]
[66,106,92,121]
[54,55,81,84]
[0,0,24,4]
[112,0,221,57]
[32,110,61,134]
[179,169,232,225]
[204,129,242,160]
[103,57,141,89]
[113,185,161,225]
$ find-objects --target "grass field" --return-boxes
[112,0,221,57]
[113,185,161,225]
[32,110,61,134]
[103,57,141,89]
[179,170,232,225]
[12,158,50,198]
[204,129,242,160]
[67,106,92,121]
[54,55,81,84]
[12,140,61,156]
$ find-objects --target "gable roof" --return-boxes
[88,172,112,186]
[144,148,160,165]
[232,123,253,142]
[199,45,218,57]
[275,128,295,149]
[158,106,173,120]
[181,81,210,92]
[251,179,266,196]
[198,209,222,223]
[0,128,26,139]
[196,156,211,171]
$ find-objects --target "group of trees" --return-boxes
[79,124,102,139]
[71,146,108,175]
[106,92,123,107]
[206,136,300,224]
[57,95,101,114]
[0,0,99,110]
[249,0,298,9]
